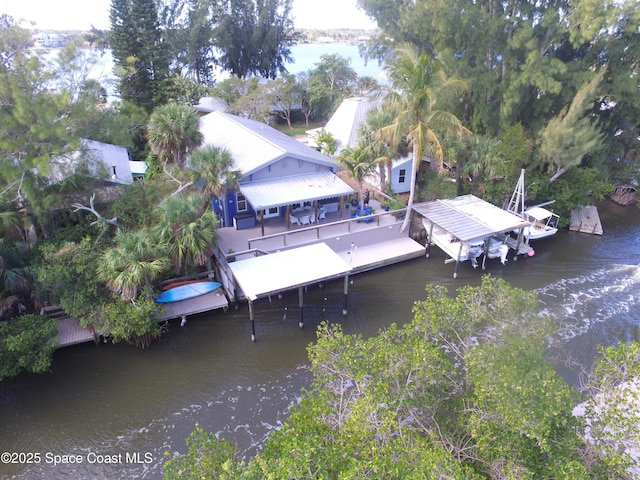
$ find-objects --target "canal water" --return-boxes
[1,201,639,479]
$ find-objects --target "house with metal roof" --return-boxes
[306,96,419,194]
[199,111,355,230]
[307,96,381,155]
[48,139,144,186]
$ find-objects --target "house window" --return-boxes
[236,192,247,212]
[399,169,406,183]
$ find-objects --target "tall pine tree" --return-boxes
[110,0,169,112]
[214,0,297,79]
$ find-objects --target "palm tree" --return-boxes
[147,103,203,167]
[358,109,399,193]
[188,146,241,204]
[97,229,170,301]
[313,128,338,156]
[338,144,377,207]
[152,193,219,275]
[0,204,23,242]
[382,44,470,231]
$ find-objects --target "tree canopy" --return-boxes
[165,276,638,478]
[110,0,170,112]
[213,0,298,79]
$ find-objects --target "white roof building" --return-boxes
[307,96,382,154]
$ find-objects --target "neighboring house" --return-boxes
[48,139,144,185]
[199,111,354,229]
[193,96,228,117]
[307,96,381,155]
[307,96,423,194]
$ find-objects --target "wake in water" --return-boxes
[537,264,640,342]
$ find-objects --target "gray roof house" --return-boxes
[49,139,144,185]
[199,111,355,228]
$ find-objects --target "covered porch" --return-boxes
[236,171,356,235]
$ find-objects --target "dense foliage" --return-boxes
[164,277,638,477]
[0,314,57,381]
[109,0,170,112]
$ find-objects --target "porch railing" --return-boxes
[246,208,407,250]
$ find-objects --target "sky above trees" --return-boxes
[2,0,377,31]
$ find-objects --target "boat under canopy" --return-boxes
[413,195,532,278]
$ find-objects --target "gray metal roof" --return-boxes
[239,171,355,210]
[413,195,530,242]
[229,243,352,301]
[199,112,340,177]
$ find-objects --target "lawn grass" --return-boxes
[272,120,325,137]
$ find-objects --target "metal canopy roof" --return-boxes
[229,243,352,301]
[525,206,558,221]
[413,195,530,242]
[239,171,355,210]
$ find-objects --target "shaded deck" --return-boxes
[214,200,426,301]
[216,200,425,272]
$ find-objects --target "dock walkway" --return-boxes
[41,306,98,348]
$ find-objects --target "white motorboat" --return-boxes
[521,206,559,240]
[505,169,559,241]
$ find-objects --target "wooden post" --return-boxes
[343,274,349,315]
[286,205,291,230]
[249,300,256,342]
[298,286,304,328]
[260,210,265,237]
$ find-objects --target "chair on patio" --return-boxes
[289,213,300,226]
[317,207,327,222]
[300,214,311,226]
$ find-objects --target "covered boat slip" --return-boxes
[413,195,532,278]
[229,243,353,341]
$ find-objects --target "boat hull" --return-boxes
[523,225,558,241]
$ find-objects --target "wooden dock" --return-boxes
[570,206,603,235]
[41,306,98,348]
[157,288,229,323]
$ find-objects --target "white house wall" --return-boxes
[390,158,412,194]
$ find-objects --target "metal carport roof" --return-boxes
[228,243,352,301]
[413,195,530,242]
[239,171,355,210]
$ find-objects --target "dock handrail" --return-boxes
[247,208,406,250]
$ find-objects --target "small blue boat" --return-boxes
[154,281,222,303]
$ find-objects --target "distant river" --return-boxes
[286,43,386,80]
[84,43,385,101]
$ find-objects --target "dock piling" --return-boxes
[298,287,304,328]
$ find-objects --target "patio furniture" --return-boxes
[289,213,300,226]
[318,207,327,222]
[300,214,311,226]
